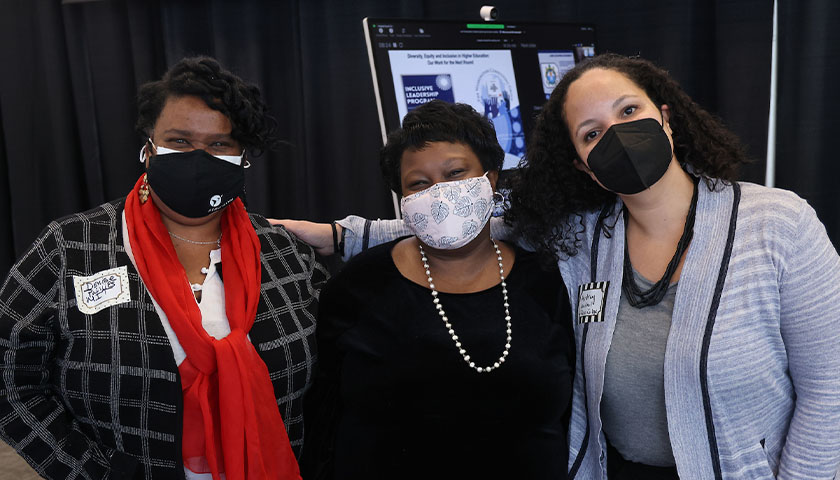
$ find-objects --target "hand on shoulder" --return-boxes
[268,219,337,256]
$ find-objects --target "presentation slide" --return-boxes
[389,49,526,170]
[537,50,576,98]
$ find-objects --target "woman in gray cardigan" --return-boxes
[277,54,840,479]
[504,53,840,479]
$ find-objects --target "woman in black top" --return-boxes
[302,100,574,479]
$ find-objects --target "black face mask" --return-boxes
[146,149,245,218]
[586,117,673,195]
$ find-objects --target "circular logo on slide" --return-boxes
[475,69,524,170]
[544,64,558,86]
[435,74,452,91]
[475,69,512,118]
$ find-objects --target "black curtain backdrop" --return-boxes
[0,0,789,280]
[775,0,840,249]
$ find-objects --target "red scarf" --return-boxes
[124,175,301,480]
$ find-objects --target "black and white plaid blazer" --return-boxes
[0,199,328,479]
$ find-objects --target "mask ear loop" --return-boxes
[239,149,250,207]
[140,137,156,164]
[575,157,594,175]
[659,109,671,133]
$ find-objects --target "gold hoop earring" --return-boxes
[139,173,150,204]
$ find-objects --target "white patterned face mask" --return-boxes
[400,172,494,250]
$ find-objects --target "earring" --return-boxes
[492,191,505,205]
[139,173,150,204]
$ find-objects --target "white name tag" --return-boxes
[577,281,609,324]
[73,266,131,314]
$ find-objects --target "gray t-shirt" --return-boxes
[600,270,677,467]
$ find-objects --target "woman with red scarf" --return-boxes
[0,57,326,480]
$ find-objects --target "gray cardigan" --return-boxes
[338,181,840,479]
[559,181,840,479]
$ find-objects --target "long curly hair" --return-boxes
[135,56,279,155]
[506,53,749,262]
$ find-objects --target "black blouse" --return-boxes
[302,239,574,480]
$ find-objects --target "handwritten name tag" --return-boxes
[577,281,609,324]
[73,266,131,314]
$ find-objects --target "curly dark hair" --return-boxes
[380,100,505,193]
[135,56,279,155]
[506,53,750,261]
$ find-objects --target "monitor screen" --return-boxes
[363,18,597,172]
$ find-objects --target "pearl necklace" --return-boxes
[168,231,221,247]
[418,239,512,373]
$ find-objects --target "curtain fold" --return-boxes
[0,0,89,277]
[775,0,840,246]
[0,100,12,278]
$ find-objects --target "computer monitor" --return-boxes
[363,17,596,178]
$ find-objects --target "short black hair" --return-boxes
[380,100,504,193]
[135,56,279,155]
